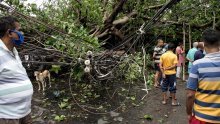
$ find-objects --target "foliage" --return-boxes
[50,65,61,74]
[5,0,220,52]
[6,0,101,60]
[54,115,66,122]
[119,53,141,82]
[58,98,71,109]
[119,52,153,83]
[143,114,153,121]
[147,73,154,86]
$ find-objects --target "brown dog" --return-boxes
[34,70,51,93]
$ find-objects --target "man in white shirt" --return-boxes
[0,16,33,124]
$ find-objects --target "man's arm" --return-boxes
[186,63,199,119]
[186,50,193,62]
[194,52,198,61]
[153,47,157,59]
[159,62,164,73]
[186,57,193,62]
[165,64,177,70]
[180,48,185,54]
[0,62,3,74]
[165,55,178,70]
[159,62,166,79]
[186,89,196,115]
[159,56,166,78]
[153,52,156,59]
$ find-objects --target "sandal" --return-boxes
[162,101,167,105]
[171,102,180,106]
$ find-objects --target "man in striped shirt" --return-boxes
[0,16,33,123]
[153,39,166,87]
[186,28,220,124]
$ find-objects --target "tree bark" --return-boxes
[113,11,137,25]
[104,0,127,26]
[145,4,165,10]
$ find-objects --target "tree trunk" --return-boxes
[104,0,127,26]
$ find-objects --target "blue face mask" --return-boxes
[10,30,24,46]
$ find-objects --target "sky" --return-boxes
[24,0,47,7]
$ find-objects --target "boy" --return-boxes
[160,43,178,105]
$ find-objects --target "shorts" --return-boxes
[154,63,161,72]
[0,114,32,124]
[189,115,212,124]
[161,74,177,93]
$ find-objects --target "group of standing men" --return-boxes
[153,39,206,86]
[153,28,220,124]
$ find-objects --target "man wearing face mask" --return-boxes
[0,16,33,123]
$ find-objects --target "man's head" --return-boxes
[0,16,23,47]
[197,42,204,50]
[202,28,220,53]
[168,43,175,51]
[193,42,198,48]
[157,39,164,47]
[178,42,183,47]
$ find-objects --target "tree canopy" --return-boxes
[4,0,220,51]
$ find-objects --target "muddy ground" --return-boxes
[31,78,188,124]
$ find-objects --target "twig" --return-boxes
[22,61,75,66]
[110,88,119,100]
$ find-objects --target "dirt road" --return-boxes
[121,80,188,124]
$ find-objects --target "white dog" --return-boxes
[34,70,51,93]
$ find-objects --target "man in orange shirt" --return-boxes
[160,43,178,105]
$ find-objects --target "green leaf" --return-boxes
[31,3,37,11]
[143,114,153,121]
[87,92,92,96]
[58,102,68,109]
[94,94,100,98]
[158,118,164,123]
[73,64,84,81]
[63,98,69,102]
[13,0,20,5]
[80,99,85,103]
[54,115,66,122]
[50,65,61,74]
[130,96,136,101]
